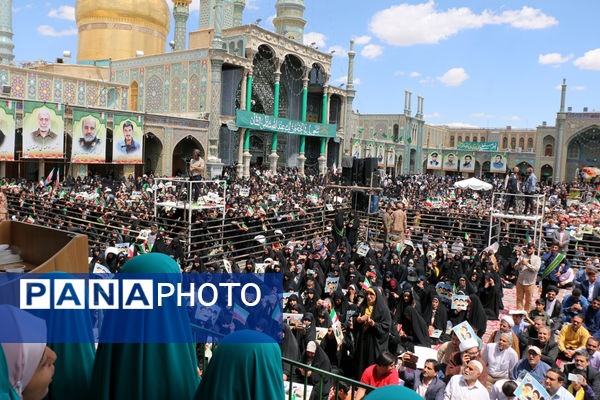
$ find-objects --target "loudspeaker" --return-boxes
[363,158,378,186]
[351,190,369,212]
[352,159,365,186]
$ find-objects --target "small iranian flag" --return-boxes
[526,233,533,243]
[394,242,402,252]
[362,277,371,290]
[449,192,456,200]
[262,223,268,232]
[425,198,433,206]
[97,216,107,224]
[505,222,510,232]
[465,232,470,241]
[330,309,339,325]
[136,115,142,123]
[258,206,266,215]
[83,210,88,219]
[597,185,600,196]
[19,199,24,207]
[465,199,475,205]
[5,100,12,109]
[299,207,307,216]
[25,216,35,224]
[594,198,600,208]
[56,103,62,111]
[288,212,295,220]
[99,112,105,120]
[128,244,135,258]
[240,223,249,231]
[232,304,249,324]
[332,162,337,176]
[247,206,254,216]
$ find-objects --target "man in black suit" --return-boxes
[545,286,564,332]
[400,359,446,400]
[563,349,600,398]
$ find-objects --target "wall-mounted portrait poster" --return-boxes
[352,140,361,158]
[113,114,143,164]
[490,153,507,173]
[460,153,475,173]
[443,152,458,171]
[387,147,395,168]
[71,109,107,163]
[0,101,15,161]
[377,144,385,167]
[427,150,442,170]
[22,101,64,159]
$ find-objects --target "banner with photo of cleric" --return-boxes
[386,146,395,168]
[22,101,64,159]
[352,140,361,158]
[427,150,442,170]
[443,152,458,171]
[460,153,475,173]
[365,142,374,158]
[377,144,385,167]
[113,114,143,164]
[0,101,16,161]
[490,153,507,173]
[71,109,107,164]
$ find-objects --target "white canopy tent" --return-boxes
[453,177,493,191]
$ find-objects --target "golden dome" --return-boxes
[75,0,171,62]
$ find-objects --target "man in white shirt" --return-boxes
[481,333,519,389]
[490,379,517,400]
[444,360,489,400]
[516,243,542,310]
[544,368,574,400]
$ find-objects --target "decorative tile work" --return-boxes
[171,76,181,112]
[121,88,128,109]
[99,86,107,107]
[145,75,163,113]
[181,63,188,112]
[199,59,208,112]
[64,80,76,104]
[86,84,99,106]
[161,127,173,176]
[27,73,36,100]
[53,79,62,102]
[163,65,170,112]
[38,78,51,101]
[138,68,144,111]
[0,69,7,85]
[190,61,200,75]
[11,74,24,98]
[188,74,200,112]
[77,81,85,105]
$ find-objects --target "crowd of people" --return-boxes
[0,166,600,399]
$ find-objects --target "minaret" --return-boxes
[0,0,14,64]
[233,0,245,27]
[346,40,355,91]
[555,78,567,182]
[273,0,306,44]
[172,0,190,51]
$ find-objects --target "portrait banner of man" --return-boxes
[71,109,106,163]
[365,143,373,158]
[0,101,16,161]
[387,146,395,168]
[377,144,385,167]
[460,152,475,173]
[113,114,143,164]
[352,140,361,158]
[427,150,441,170]
[22,101,64,159]
[443,152,458,171]
[490,153,507,173]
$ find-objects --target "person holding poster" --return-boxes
[0,101,15,161]
[22,101,64,158]
[491,154,507,173]
[113,115,143,163]
[444,153,458,171]
[72,111,106,163]
[461,154,475,173]
[428,152,441,170]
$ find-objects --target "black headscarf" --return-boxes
[402,305,432,347]
[467,294,488,336]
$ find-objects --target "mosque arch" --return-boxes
[172,136,204,177]
[518,137,525,149]
[543,135,554,157]
[541,164,553,182]
[516,161,533,174]
[144,132,163,174]
[393,124,399,142]
[279,53,305,120]
[129,81,139,111]
[564,126,600,181]
[250,45,276,115]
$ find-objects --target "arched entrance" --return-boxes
[249,134,266,165]
[566,127,600,180]
[516,161,533,177]
[144,132,163,175]
[541,164,553,183]
[172,136,204,177]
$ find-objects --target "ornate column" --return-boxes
[206,57,224,178]
[555,79,567,182]
[0,0,14,64]
[269,60,282,174]
[297,69,309,176]
[172,0,191,51]
[237,68,248,178]
[318,83,329,175]
[243,70,253,178]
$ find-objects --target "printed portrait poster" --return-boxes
[387,146,395,168]
[491,153,507,173]
[460,153,475,173]
[72,109,107,163]
[352,140,361,158]
[22,101,64,159]
[365,143,373,158]
[0,101,16,161]
[377,144,385,167]
[427,150,442,170]
[113,114,143,164]
[443,152,458,171]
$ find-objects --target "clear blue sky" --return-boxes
[13,1,600,129]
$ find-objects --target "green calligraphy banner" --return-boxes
[457,141,498,151]
[236,110,336,138]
